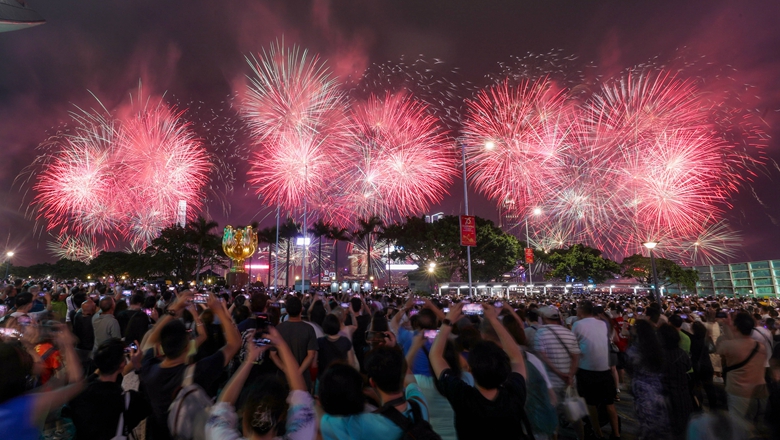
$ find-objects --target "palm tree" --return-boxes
[278,217,300,287]
[187,216,219,283]
[354,216,383,280]
[257,226,277,287]
[326,226,349,284]
[307,219,332,287]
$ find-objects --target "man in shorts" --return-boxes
[572,300,621,439]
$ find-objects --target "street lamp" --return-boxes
[4,251,14,280]
[643,241,661,304]
[428,262,436,273]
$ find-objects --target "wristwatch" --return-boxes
[167,309,177,317]
[441,319,452,327]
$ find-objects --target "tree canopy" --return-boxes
[543,244,620,284]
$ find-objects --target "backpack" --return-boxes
[167,364,213,440]
[378,397,442,440]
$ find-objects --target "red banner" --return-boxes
[460,215,477,247]
[525,248,534,264]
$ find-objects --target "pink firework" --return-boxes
[461,78,575,211]
[31,92,212,255]
[469,69,764,261]
[242,43,348,217]
[117,101,212,246]
[340,92,458,220]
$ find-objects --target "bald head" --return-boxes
[82,299,96,316]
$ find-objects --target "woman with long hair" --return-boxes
[626,319,670,440]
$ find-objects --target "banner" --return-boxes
[525,248,534,264]
[460,215,477,247]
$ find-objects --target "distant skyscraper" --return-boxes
[177,200,187,227]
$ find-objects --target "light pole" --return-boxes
[525,207,542,284]
[461,142,474,297]
[4,251,13,280]
[643,241,661,304]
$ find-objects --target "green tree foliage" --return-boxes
[187,217,220,282]
[385,215,523,282]
[619,253,699,291]
[544,244,620,283]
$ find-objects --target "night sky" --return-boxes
[2,0,779,266]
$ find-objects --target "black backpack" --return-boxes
[378,398,442,440]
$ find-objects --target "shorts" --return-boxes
[576,369,616,406]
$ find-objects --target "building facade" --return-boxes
[694,260,780,297]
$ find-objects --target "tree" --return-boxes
[278,218,300,287]
[145,224,198,280]
[544,244,620,283]
[353,216,383,279]
[384,215,523,282]
[619,254,699,292]
[257,226,278,287]
[326,226,349,284]
[308,219,332,287]
[186,216,219,283]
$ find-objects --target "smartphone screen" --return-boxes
[494,301,503,308]
[254,338,272,346]
[193,293,208,304]
[423,329,439,340]
[443,307,450,314]
[122,290,132,296]
[143,309,152,317]
[462,303,484,316]
[340,302,350,308]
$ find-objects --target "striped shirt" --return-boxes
[533,324,581,389]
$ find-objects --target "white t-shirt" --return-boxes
[572,317,609,372]
[751,326,773,368]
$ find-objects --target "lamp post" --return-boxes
[643,241,661,304]
[4,251,13,280]
[461,142,474,297]
[525,207,542,284]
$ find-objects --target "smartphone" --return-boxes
[193,293,208,304]
[254,337,272,346]
[627,313,634,318]
[168,287,175,291]
[408,309,419,316]
[366,331,390,340]
[494,301,503,308]
[124,342,138,353]
[423,329,439,340]
[462,303,484,316]
[143,308,152,317]
[122,290,132,297]
[680,314,688,320]
[414,299,425,305]
[443,307,450,314]
[715,310,728,319]
[340,302,350,308]
[38,292,45,297]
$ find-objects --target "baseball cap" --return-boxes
[538,305,560,320]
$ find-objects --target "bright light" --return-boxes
[477,285,487,288]
[532,207,542,216]
[643,241,658,250]
[610,285,615,288]
[441,284,449,288]
[296,237,311,246]
[485,141,496,150]
[508,284,518,289]
[545,284,552,287]
[528,284,535,287]
[565,284,572,288]
[244,264,270,270]
[427,262,436,273]
[385,264,419,271]
[6,251,13,257]
[369,276,374,281]
[295,276,300,280]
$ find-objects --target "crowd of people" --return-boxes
[1,277,780,440]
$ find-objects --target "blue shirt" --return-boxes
[397,327,433,377]
[0,394,40,440]
[320,384,429,440]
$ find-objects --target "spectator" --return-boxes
[626,319,670,440]
[33,321,63,386]
[116,292,145,336]
[272,296,317,390]
[319,345,430,440]
[717,311,768,430]
[92,296,120,354]
[139,292,241,440]
[571,300,621,439]
[689,321,719,410]
[346,296,372,370]
[72,299,96,369]
[430,302,532,439]
[49,291,68,323]
[317,314,358,381]
[68,338,149,439]
[204,326,316,440]
[532,305,584,439]
[658,324,693,440]
[0,326,84,440]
